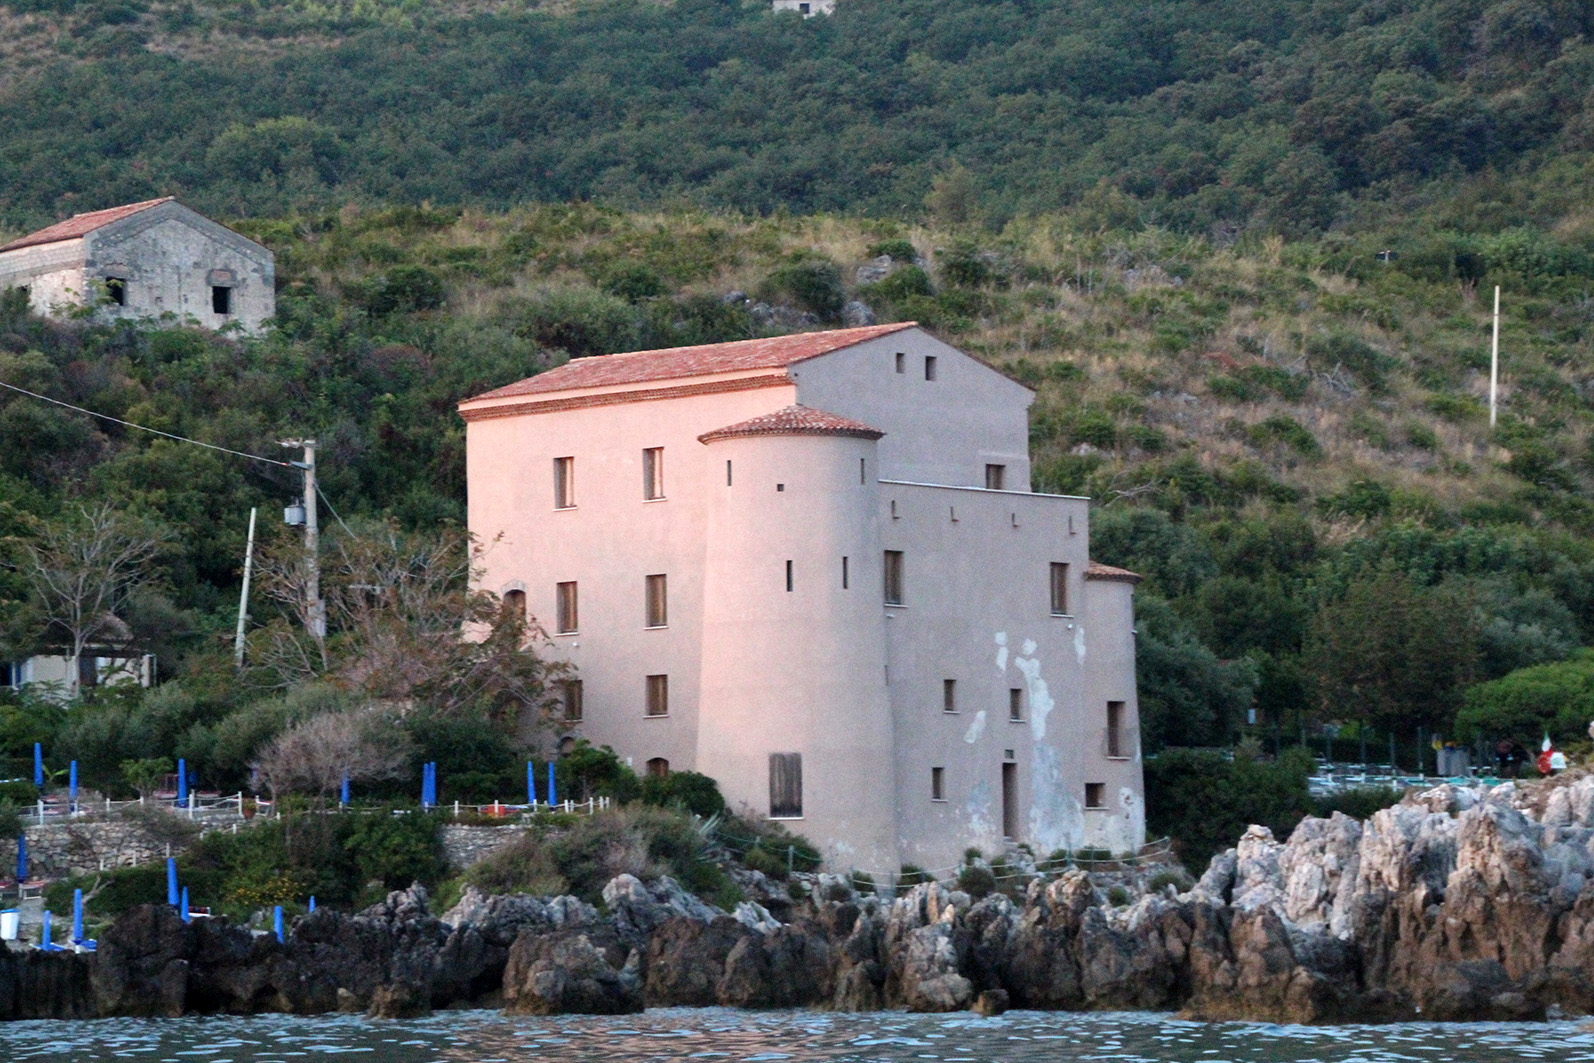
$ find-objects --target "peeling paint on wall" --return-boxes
[993,631,1008,672]
[1028,744,1081,854]
[967,778,995,839]
[1013,644,1055,741]
[1117,787,1146,853]
[963,709,987,744]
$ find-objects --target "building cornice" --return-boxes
[458,372,795,422]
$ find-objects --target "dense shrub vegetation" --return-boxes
[0,0,1593,238]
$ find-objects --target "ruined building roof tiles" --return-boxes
[465,322,918,402]
[0,197,176,253]
[698,404,886,444]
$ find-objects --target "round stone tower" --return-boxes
[696,405,898,873]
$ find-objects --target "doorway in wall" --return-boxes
[1001,762,1018,839]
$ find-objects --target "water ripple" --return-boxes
[3,1009,1594,1063]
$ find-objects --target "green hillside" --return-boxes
[0,0,1592,236]
[4,204,1593,764]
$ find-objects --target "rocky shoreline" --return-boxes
[10,776,1594,1024]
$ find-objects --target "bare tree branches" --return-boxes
[252,520,569,724]
[253,708,412,803]
[13,504,166,690]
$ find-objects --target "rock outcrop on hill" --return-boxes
[24,775,1594,1023]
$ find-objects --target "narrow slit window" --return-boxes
[1085,782,1106,809]
[985,464,1006,490]
[943,679,957,713]
[769,753,803,818]
[860,457,866,484]
[646,574,668,628]
[1009,687,1024,721]
[727,459,733,487]
[1050,562,1070,615]
[841,556,849,589]
[924,355,937,381]
[643,447,664,500]
[211,285,232,315]
[554,457,575,509]
[883,550,904,605]
[931,766,945,801]
[894,352,905,374]
[645,674,669,717]
[786,559,794,592]
[1107,701,1126,758]
[562,679,584,722]
[555,581,578,634]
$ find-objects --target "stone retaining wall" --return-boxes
[440,824,527,870]
[0,816,532,882]
[0,811,243,879]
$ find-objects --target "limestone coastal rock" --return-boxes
[37,774,1594,1026]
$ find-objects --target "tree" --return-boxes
[1454,651,1594,748]
[12,504,166,696]
[121,757,172,799]
[253,520,569,724]
[1305,566,1480,745]
[253,708,411,804]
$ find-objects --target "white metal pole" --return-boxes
[234,507,257,669]
[1490,285,1501,428]
[304,442,324,643]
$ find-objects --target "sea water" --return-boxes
[1,1008,1590,1062]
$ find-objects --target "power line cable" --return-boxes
[0,378,294,468]
[316,483,355,537]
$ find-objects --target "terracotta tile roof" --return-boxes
[1085,560,1143,584]
[465,322,918,402]
[698,404,885,444]
[0,197,175,253]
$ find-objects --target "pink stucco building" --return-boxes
[459,323,1145,874]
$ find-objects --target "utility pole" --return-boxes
[1489,285,1501,429]
[280,439,325,661]
[234,507,257,670]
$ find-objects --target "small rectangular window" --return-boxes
[786,559,794,592]
[1009,687,1024,722]
[555,581,578,634]
[883,550,904,605]
[1050,562,1070,615]
[842,556,849,589]
[1108,701,1126,758]
[554,457,575,509]
[895,352,905,374]
[646,574,668,628]
[943,679,957,714]
[769,753,803,818]
[931,766,945,801]
[106,278,126,306]
[643,447,664,500]
[211,285,232,315]
[646,674,669,717]
[1085,782,1106,809]
[924,355,937,380]
[562,680,584,722]
[985,464,1006,490]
